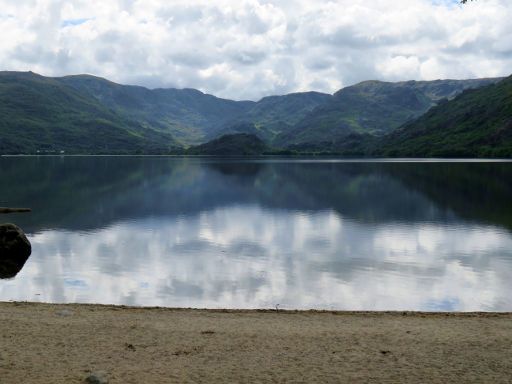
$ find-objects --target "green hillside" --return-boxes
[0,71,508,156]
[187,133,267,156]
[277,78,503,148]
[378,76,512,157]
[215,92,332,142]
[0,72,178,154]
[0,72,336,150]
[59,74,254,145]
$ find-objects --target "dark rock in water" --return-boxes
[0,223,31,256]
[0,223,32,279]
[0,256,29,279]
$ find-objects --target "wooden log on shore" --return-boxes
[0,208,32,214]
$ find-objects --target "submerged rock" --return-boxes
[0,223,32,279]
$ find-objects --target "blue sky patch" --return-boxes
[61,18,91,28]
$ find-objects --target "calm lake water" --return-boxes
[1,157,512,311]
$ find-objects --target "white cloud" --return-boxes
[0,0,510,99]
[377,56,422,80]
[2,208,512,311]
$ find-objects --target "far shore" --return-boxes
[2,154,512,162]
[1,302,511,383]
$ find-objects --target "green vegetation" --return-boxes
[0,72,178,154]
[60,76,332,146]
[60,74,254,145]
[215,92,332,142]
[276,78,502,148]
[378,75,512,157]
[0,71,509,157]
[187,133,267,156]
[0,72,333,152]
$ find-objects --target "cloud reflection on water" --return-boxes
[2,206,511,311]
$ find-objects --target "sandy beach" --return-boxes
[0,303,511,383]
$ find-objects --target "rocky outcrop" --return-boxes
[0,223,32,279]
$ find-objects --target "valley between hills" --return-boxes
[0,71,510,157]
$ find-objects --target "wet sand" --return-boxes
[1,302,511,383]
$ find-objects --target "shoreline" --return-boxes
[4,300,512,315]
[2,154,512,162]
[1,302,512,383]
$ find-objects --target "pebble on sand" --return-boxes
[85,372,109,384]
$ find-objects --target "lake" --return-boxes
[1,157,512,311]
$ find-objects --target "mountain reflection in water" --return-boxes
[1,157,511,311]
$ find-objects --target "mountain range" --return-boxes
[0,70,509,156]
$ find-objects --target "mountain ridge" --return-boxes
[377,75,512,157]
[275,77,503,148]
[0,70,508,156]
[0,71,179,154]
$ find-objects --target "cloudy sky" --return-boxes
[0,0,511,100]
